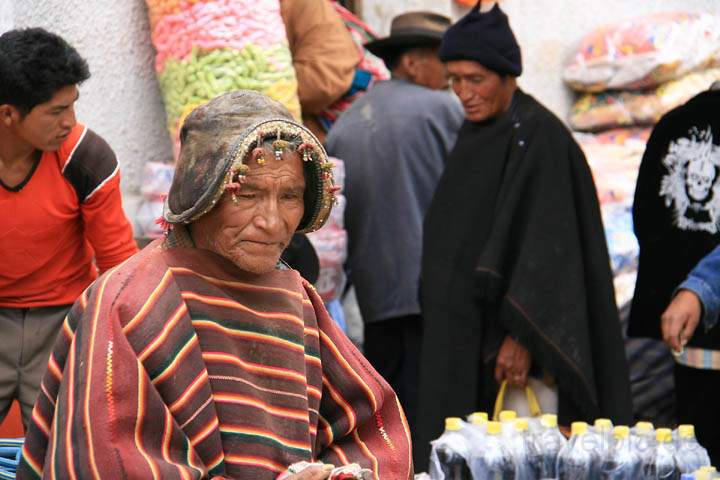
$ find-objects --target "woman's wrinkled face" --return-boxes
[190,146,306,274]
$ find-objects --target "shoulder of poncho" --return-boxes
[90,244,176,313]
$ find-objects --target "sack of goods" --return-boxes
[144,0,301,156]
[563,12,720,92]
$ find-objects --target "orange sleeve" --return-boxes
[81,171,139,272]
[282,0,361,114]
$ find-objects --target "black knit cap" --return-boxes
[439,2,522,77]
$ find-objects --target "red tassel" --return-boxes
[154,217,174,233]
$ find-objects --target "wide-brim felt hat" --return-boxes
[365,11,451,62]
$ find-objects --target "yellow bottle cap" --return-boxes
[445,417,463,431]
[613,426,630,440]
[656,428,672,443]
[678,424,696,439]
[515,418,529,431]
[571,421,588,436]
[594,418,612,431]
[541,414,558,428]
[499,410,517,422]
[699,466,717,472]
[487,421,502,435]
[635,421,654,432]
[468,412,488,426]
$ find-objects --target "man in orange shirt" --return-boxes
[0,28,138,427]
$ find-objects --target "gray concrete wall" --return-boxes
[361,0,720,120]
[3,0,173,216]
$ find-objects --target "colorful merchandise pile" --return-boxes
[316,2,390,132]
[565,12,720,132]
[0,438,23,480]
[307,158,348,307]
[145,0,301,156]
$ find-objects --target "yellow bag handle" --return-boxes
[492,380,542,420]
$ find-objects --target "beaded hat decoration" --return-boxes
[162,90,336,234]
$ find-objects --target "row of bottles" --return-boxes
[428,411,712,480]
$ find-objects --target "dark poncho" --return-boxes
[415,89,632,467]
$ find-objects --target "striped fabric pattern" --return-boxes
[675,346,720,370]
[17,241,412,479]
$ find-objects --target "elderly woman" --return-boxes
[18,91,412,480]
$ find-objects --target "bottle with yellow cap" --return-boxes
[469,421,516,479]
[428,417,473,480]
[631,421,656,472]
[599,426,641,479]
[499,410,518,438]
[534,414,566,479]
[643,428,680,480]
[557,421,600,480]
[675,425,711,473]
[504,418,541,480]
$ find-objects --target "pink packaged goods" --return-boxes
[564,11,720,92]
[144,0,301,155]
[570,68,720,131]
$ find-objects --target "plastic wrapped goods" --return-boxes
[570,68,720,131]
[533,414,567,479]
[469,421,516,480]
[145,0,301,151]
[307,158,347,303]
[564,12,720,92]
[557,422,600,480]
[601,426,642,480]
[675,425,711,474]
[643,428,681,480]
[428,418,473,480]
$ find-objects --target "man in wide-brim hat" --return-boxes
[326,10,463,436]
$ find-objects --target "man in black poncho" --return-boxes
[415,2,632,467]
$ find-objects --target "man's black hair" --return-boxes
[386,46,437,72]
[0,28,90,115]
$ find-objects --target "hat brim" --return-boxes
[365,34,443,62]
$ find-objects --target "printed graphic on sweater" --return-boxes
[660,126,720,233]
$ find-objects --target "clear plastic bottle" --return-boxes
[534,413,567,479]
[463,412,489,459]
[470,420,517,480]
[675,425,711,474]
[466,412,489,433]
[644,428,681,480]
[429,417,473,480]
[507,418,541,480]
[557,421,600,480]
[499,410,518,437]
[633,421,657,476]
[600,426,641,479]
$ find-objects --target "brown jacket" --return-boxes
[280,0,360,140]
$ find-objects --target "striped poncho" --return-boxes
[18,240,412,479]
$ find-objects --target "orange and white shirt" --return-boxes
[0,123,138,307]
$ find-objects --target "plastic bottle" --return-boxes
[466,412,489,433]
[557,421,599,480]
[633,421,657,475]
[600,426,641,479]
[499,410,518,437]
[675,425,711,474]
[507,418,541,480]
[429,417,473,480]
[464,412,489,459]
[644,428,681,480]
[534,413,567,479]
[470,420,517,480]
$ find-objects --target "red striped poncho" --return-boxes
[18,240,412,479]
